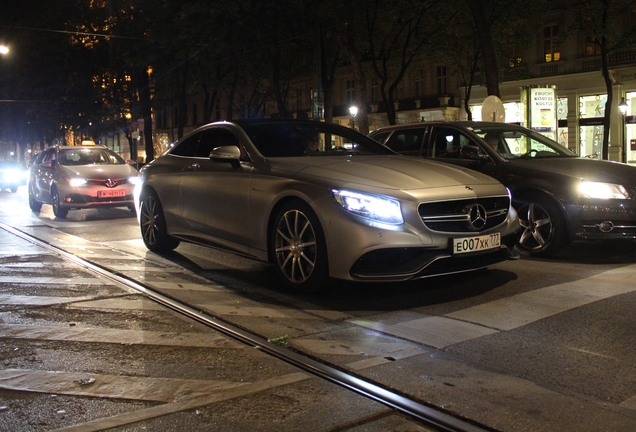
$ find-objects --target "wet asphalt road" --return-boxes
[1,186,636,431]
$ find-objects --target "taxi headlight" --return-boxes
[578,182,629,199]
[331,189,403,224]
[67,178,87,187]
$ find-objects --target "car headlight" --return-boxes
[578,181,629,199]
[331,189,403,224]
[67,178,88,187]
[2,169,19,180]
[128,176,140,185]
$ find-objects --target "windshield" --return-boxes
[59,148,126,166]
[473,126,576,160]
[241,122,396,157]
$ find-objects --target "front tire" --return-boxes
[270,200,328,292]
[514,192,567,257]
[28,184,42,212]
[139,189,180,253]
[51,186,68,219]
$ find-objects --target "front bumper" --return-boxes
[571,200,636,241]
[58,187,135,210]
[349,231,520,281]
[320,196,522,282]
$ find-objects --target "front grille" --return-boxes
[418,196,510,233]
[87,178,130,187]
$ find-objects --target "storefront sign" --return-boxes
[529,87,556,133]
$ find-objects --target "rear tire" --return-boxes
[139,189,180,253]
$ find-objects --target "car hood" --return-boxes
[61,164,138,180]
[507,157,636,185]
[269,156,502,190]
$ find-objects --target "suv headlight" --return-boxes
[578,181,629,199]
[331,189,403,224]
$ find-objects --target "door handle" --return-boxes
[185,163,200,172]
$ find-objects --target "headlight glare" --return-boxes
[331,189,403,224]
[67,178,87,187]
[578,181,629,199]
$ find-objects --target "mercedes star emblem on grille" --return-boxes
[468,203,487,229]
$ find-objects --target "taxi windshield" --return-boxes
[59,149,126,166]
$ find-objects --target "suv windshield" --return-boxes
[473,126,576,160]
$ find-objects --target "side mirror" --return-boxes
[460,145,488,161]
[210,146,241,167]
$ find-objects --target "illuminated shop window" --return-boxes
[544,25,560,62]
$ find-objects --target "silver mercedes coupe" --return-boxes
[135,119,521,291]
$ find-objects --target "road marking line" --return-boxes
[349,316,498,349]
[292,339,425,359]
[51,372,310,432]
[0,295,96,306]
[68,297,165,310]
[446,264,636,331]
[350,264,636,348]
[620,395,636,410]
[200,304,328,320]
[0,324,243,348]
[0,368,250,402]
[0,276,104,284]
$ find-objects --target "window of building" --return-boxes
[296,89,303,111]
[543,25,560,62]
[436,66,447,95]
[346,79,356,104]
[370,78,379,102]
[414,69,425,97]
[585,38,601,56]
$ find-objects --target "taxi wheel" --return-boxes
[514,192,567,257]
[28,184,42,212]
[139,190,180,253]
[270,200,328,292]
[51,187,68,219]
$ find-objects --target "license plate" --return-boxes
[98,189,126,198]
[453,232,500,254]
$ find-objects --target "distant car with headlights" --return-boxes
[369,121,636,257]
[135,119,520,292]
[28,145,139,219]
[0,160,26,193]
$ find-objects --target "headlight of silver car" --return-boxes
[331,189,403,224]
[578,181,630,199]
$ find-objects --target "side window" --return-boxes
[370,131,390,144]
[428,128,472,159]
[197,129,239,158]
[170,132,202,157]
[32,151,46,165]
[42,149,56,164]
[385,129,425,156]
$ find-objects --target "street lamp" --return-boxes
[349,106,358,130]
[0,45,8,55]
[619,98,628,163]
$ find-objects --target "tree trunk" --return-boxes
[465,0,500,98]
